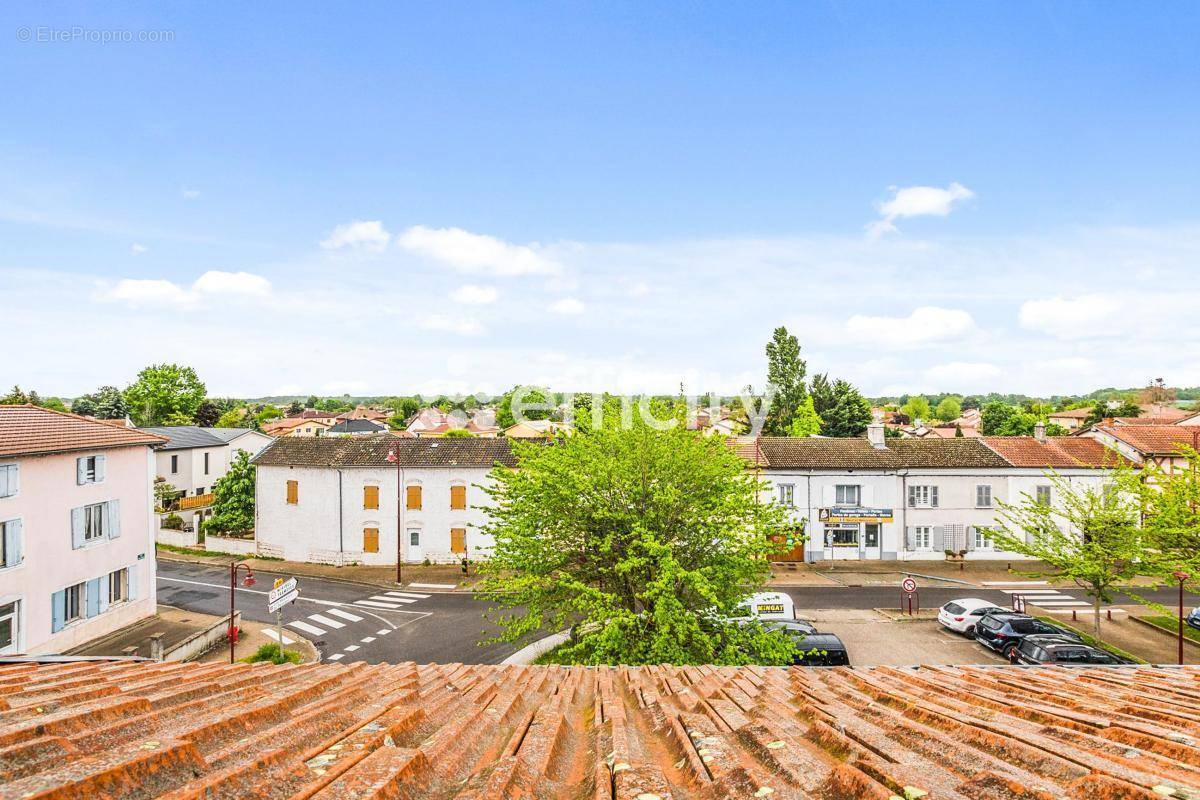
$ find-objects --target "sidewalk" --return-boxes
[768,559,1168,590]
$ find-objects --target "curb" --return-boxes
[501,630,570,665]
[1129,616,1200,652]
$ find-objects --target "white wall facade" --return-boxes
[762,467,1110,561]
[256,464,497,565]
[155,431,273,528]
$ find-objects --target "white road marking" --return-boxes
[1030,600,1091,607]
[328,653,344,661]
[157,576,344,606]
[344,645,360,652]
[356,600,405,609]
[982,580,1049,586]
[386,591,431,599]
[326,608,364,622]
[408,582,455,589]
[377,629,391,636]
[307,613,344,629]
[262,629,296,645]
[361,636,376,643]
[287,620,325,635]
[1000,589,1063,595]
[371,595,415,604]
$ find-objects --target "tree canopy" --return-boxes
[124,364,207,426]
[70,385,128,419]
[901,396,932,424]
[934,396,962,422]
[763,326,808,436]
[477,421,794,665]
[203,451,256,537]
[787,395,822,437]
[819,379,872,437]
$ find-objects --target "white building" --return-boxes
[751,423,1120,562]
[140,426,274,529]
[1,405,165,655]
[253,435,514,565]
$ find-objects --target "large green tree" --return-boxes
[809,373,835,419]
[124,364,207,426]
[203,451,256,537]
[934,396,963,422]
[787,395,823,437]
[820,379,873,437]
[901,396,932,424]
[496,385,552,429]
[477,422,794,665]
[763,326,808,436]
[70,385,128,419]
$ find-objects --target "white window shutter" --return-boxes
[903,527,913,550]
[98,573,111,614]
[907,485,916,507]
[822,485,835,506]
[85,578,102,618]
[51,590,66,633]
[932,526,944,550]
[76,457,87,485]
[966,526,976,551]
[0,465,9,497]
[930,486,939,508]
[3,520,21,567]
[70,507,85,549]
[9,465,15,496]
[95,455,106,483]
[107,500,122,539]
[128,565,139,600]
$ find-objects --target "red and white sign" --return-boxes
[901,577,917,594]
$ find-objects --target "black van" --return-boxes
[790,633,850,666]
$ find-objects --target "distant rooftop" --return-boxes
[136,425,260,450]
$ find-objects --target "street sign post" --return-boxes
[900,577,919,615]
[901,577,917,593]
[267,577,299,651]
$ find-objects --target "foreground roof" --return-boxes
[1096,424,1200,456]
[2,660,1199,799]
[757,436,1011,470]
[982,435,1130,468]
[0,405,166,459]
[137,425,258,450]
[253,433,518,467]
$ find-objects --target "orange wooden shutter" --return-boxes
[364,485,379,509]
[450,485,466,510]
[286,480,298,504]
[406,485,422,510]
[450,528,467,554]
[363,527,379,553]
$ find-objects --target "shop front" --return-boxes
[817,507,893,561]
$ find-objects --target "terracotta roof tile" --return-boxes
[252,433,519,468]
[2,660,1200,799]
[0,405,166,459]
[982,436,1130,468]
[1097,424,1200,456]
[756,436,1010,470]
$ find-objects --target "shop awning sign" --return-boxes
[819,507,894,523]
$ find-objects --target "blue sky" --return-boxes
[3,2,1199,398]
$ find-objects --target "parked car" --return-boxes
[1187,607,1200,632]
[1009,634,1133,665]
[763,618,818,637]
[974,612,1083,657]
[790,633,850,666]
[938,598,1008,635]
[730,591,796,622]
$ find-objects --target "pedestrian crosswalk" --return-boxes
[983,580,1090,608]
[262,628,296,645]
[284,589,433,638]
[352,591,431,611]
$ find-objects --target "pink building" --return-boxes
[0,405,165,655]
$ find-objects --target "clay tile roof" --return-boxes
[1048,407,1094,419]
[1098,424,1200,456]
[4,660,1200,799]
[755,436,1009,470]
[982,436,1130,468]
[0,404,166,459]
[252,433,519,468]
[726,436,766,466]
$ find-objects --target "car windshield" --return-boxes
[971,606,1002,616]
[1053,648,1091,663]
[944,603,965,615]
[1009,619,1038,633]
[979,617,1002,631]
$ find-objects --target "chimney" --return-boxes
[867,421,887,449]
[1034,421,1046,443]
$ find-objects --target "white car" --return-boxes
[730,592,796,622]
[938,598,1007,635]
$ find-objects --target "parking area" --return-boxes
[800,608,1008,666]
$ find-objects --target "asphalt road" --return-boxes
[156,559,521,664]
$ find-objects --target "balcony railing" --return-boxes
[177,493,215,510]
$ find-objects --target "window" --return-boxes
[913,526,932,549]
[451,527,467,554]
[364,485,380,510]
[76,455,104,485]
[409,529,420,546]
[971,527,994,550]
[834,484,860,506]
[195,487,205,496]
[0,601,16,653]
[908,485,939,507]
[777,484,795,507]
[406,485,422,510]
[975,484,992,508]
[1036,485,1052,505]
[203,452,210,475]
[108,569,127,604]
[170,454,179,474]
[363,527,380,553]
[450,485,467,510]
[1,518,23,568]
[64,583,84,625]
[0,464,17,498]
[286,480,298,505]
[83,503,106,542]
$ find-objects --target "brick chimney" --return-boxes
[1034,421,1046,443]
[867,421,887,449]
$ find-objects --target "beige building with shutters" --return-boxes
[253,435,514,566]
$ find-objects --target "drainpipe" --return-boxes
[336,469,344,562]
[805,473,814,563]
[900,469,909,561]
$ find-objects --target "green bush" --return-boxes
[242,643,301,665]
[162,513,184,530]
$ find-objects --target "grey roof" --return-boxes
[327,419,388,434]
[252,433,519,468]
[137,426,257,451]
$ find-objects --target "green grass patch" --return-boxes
[156,543,218,558]
[240,643,302,665]
[1034,616,1146,664]
[1140,615,1200,644]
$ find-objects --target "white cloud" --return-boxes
[130,243,148,255]
[180,187,200,200]
[321,380,370,394]
[1018,294,1123,339]
[845,306,976,348]
[451,284,499,305]
[417,314,485,336]
[320,220,392,252]
[398,225,561,276]
[867,182,974,237]
[548,297,585,315]
[100,270,272,307]
[923,361,1002,389]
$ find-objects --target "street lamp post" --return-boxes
[228,561,256,663]
[387,446,403,586]
[1174,570,1190,666]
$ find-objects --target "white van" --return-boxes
[730,591,796,622]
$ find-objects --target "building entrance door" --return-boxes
[406,528,423,562]
[862,524,881,559]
